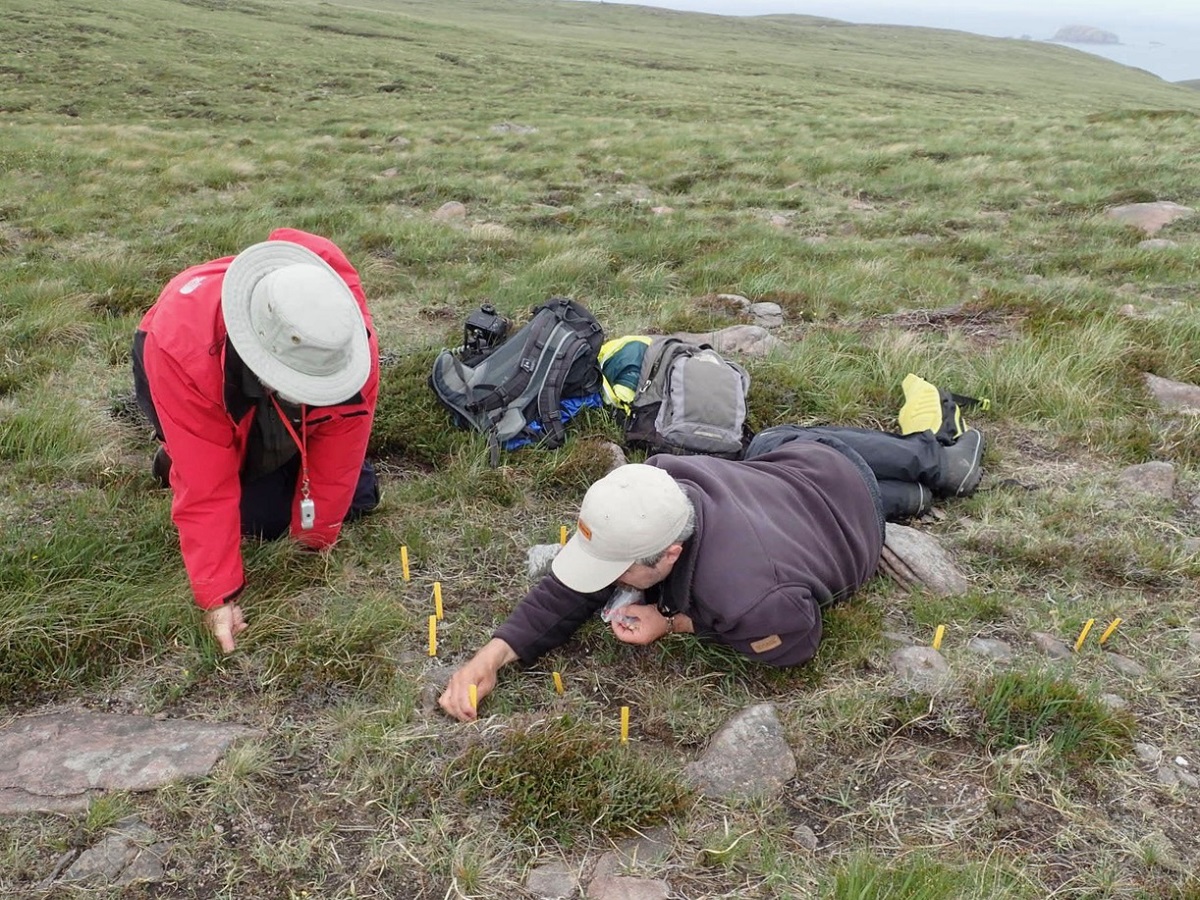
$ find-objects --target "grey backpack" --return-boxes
[428,297,604,466]
[622,337,751,458]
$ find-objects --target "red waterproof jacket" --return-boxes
[136,229,379,610]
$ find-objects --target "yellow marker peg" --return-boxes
[433,581,443,621]
[1074,618,1095,652]
[552,671,565,695]
[468,684,478,710]
[620,706,630,744]
[560,525,568,545]
[1098,617,1123,646]
[401,545,410,581]
[932,624,946,650]
[428,614,437,657]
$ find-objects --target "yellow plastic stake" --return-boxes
[428,615,437,657]
[1074,618,1095,652]
[620,706,630,744]
[932,624,946,650]
[552,671,565,695]
[468,684,478,711]
[1098,617,1123,646]
[400,545,410,582]
[433,582,443,621]
[560,525,568,545]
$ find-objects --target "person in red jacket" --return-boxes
[133,229,380,653]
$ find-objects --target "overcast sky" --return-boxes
[568,0,1200,80]
[569,0,1195,28]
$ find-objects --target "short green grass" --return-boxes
[2,0,1200,897]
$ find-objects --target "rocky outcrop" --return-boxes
[1052,25,1118,45]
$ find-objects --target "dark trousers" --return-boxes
[746,425,942,521]
[241,456,380,540]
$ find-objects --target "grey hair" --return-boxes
[635,495,697,567]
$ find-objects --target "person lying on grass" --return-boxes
[439,422,984,721]
[132,229,380,653]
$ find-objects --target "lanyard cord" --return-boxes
[269,393,310,500]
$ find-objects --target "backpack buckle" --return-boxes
[520,358,535,373]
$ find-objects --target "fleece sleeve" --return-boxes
[492,575,610,663]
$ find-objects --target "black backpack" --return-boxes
[429,297,605,465]
[621,337,751,458]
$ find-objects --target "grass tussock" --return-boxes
[452,715,692,845]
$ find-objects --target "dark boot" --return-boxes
[152,446,172,489]
[935,429,984,497]
[879,480,933,521]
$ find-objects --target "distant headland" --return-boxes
[1051,25,1119,45]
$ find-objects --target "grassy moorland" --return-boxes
[2,0,1200,896]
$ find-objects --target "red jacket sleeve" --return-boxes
[141,333,247,610]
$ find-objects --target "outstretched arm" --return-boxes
[439,638,518,722]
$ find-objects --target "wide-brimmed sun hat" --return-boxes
[221,240,370,406]
[552,464,690,593]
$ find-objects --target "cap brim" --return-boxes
[221,241,371,407]
[551,533,632,594]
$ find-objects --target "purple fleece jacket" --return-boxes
[493,441,884,667]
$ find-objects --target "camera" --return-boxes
[462,303,510,359]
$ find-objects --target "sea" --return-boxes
[568,1,1200,83]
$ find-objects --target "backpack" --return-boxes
[428,297,605,466]
[897,373,989,445]
[620,337,751,458]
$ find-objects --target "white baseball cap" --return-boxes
[221,240,371,406]
[552,464,690,593]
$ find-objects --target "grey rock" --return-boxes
[597,440,627,473]
[1187,632,1200,653]
[61,820,167,886]
[1144,373,1200,414]
[1118,461,1175,501]
[882,631,916,646]
[1031,631,1072,660]
[888,646,952,693]
[388,135,411,148]
[768,214,790,228]
[748,302,784,328]
[650,206,674,216]
[1099,693,1128,711]
[966,637,1013,662]
[432,201,467,221]
[683,703,796,800]
[669,324,781,357]
[1135,742,1162,764]
[491,122,538,134]
[1178,771,1200,789]
[1139,830,1187,873]
[792,824,819,850]
[1157,766,1179,786]
[1105,201,1194,235]
[527,860,580,899]
[589,827,672,883]
[527,543,562,580]
[0,712,255,815]
[586,875,670,900]
[879,524,970,597]
[1107,654,1148,678]
[1138,238,1178,249]
[1181,537,1200,556]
